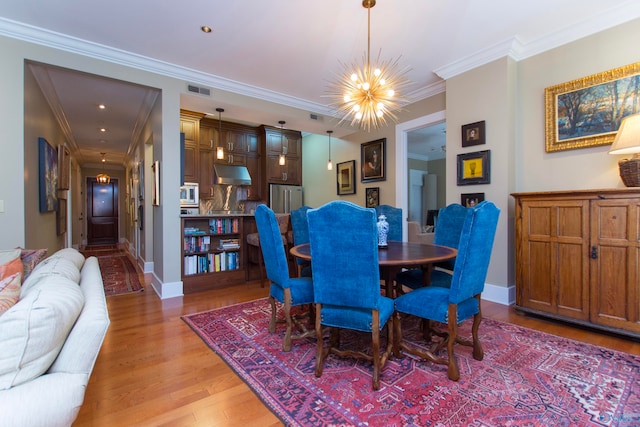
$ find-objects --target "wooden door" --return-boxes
[87,177,119,245]
[590,198,640,332]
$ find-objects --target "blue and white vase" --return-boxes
[377,214,389,248]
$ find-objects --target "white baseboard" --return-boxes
[150,272,183,299]
[482,283,516,306]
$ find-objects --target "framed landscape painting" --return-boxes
[545,62,640,152]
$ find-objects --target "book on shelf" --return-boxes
[219,238,240,250]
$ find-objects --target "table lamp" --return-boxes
[609,113,640,187]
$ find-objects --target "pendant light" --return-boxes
[216,108,225,160]
[96,152,111,184]
[278,120,286,166]
[326,130,333,170]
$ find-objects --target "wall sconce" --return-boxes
[609,113,640,187]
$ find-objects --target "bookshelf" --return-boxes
[181,215,245,293]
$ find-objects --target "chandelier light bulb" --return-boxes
[216,146,224,160]
[326,0,410,131]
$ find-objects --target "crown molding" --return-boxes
[0,17,335,115]
[434,2,640,80]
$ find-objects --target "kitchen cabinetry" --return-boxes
[180,111,204,184]
[181,215,245,293]
[260,125,302,198]
[198,121,218,198]
[512,189,640,338]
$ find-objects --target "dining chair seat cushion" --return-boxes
[319,296,394,333]
[269,277,314,306]
[395,268,453,290]
[395,286,479,324]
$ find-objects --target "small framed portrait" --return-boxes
[361,138,386,182]
[336,160,356,195]
[365,187,379,208]
[461,192,485,208]
[457,150,490,185]
[462,121,486,147]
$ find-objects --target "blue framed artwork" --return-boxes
[39,137,58,212]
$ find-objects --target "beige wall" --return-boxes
[24,62,67,252]
[517,19,640,191]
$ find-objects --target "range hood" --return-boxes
[213,164,252,185]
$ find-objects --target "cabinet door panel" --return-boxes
[591,199,640,332]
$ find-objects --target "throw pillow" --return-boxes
[16,248,48,281]
[0,272,22,316]
[0,249,23,282]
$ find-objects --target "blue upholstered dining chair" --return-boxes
[290,205,312,277]
[395,203,469,291]
[307,201,395,391]
[375,204,403,242]
[393,201,500,381]
[255,204,315,352]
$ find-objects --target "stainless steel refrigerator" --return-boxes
[269,184,303,214]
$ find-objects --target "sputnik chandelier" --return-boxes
[327,0,410,132]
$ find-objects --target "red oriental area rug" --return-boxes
[81,247,144,296]
[182,298,640,427]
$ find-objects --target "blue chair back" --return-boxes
[375,205,402,241]
[433,203,469,270]
[290,205,312,246]
[255,204,291,286]
[448,201,500,304]
[308,201,380,310]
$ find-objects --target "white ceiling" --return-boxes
[2,0,639,166]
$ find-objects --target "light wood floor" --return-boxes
[74,268,640,427]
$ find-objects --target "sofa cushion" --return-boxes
[0,272,22,316]
[0,249,24,282]
[16,248,48,281]
[48,248,85,270]
[0,275,84,390]
[21,256,81,296]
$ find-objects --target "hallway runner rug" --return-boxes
[81,248,144,296]
[182,298,640,427]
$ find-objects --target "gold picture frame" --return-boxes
[545,62,640,152]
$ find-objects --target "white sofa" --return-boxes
[0,248,110,427]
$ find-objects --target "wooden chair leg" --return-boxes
[446,304,460,381]
[371,311,381,390]
[282,288,293,352]
[471,295,484,361]
[268,296,277,333]
[314,303,325,378]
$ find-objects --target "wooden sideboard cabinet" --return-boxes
[512,189,640,338]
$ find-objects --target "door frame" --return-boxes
[395,110,446,241]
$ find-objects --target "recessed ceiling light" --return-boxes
[201,25,212,33]
[100,128,106,132]
[98,104,106,109]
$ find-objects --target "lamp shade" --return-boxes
[609,113,640,155]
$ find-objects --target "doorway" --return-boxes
[395,110,446,240]
[86,177,119,246]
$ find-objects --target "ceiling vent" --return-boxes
[309,113,323,122]
[187,84,211,96]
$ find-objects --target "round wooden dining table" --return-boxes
[290,241,457,297]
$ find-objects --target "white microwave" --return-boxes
[179,182,199,208]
